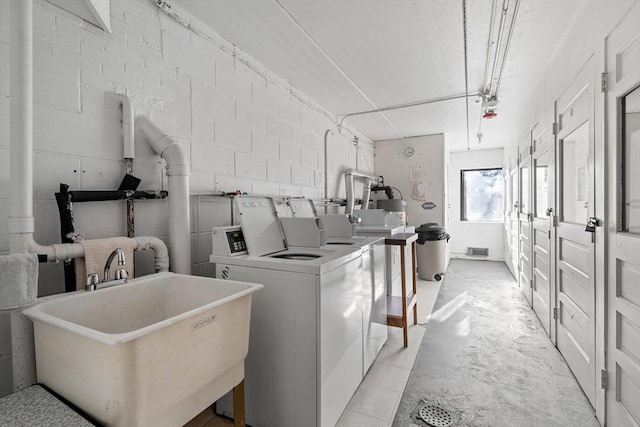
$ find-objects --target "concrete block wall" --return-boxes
[0,0,373,396]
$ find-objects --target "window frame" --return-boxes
[460,167,505,222]
[620,83,640,234]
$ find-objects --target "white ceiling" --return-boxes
[176,0,585,151]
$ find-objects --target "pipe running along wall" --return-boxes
[344,169,382,216]
[135,116,191,275]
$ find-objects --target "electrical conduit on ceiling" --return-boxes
[477,0,521,143]
[272,0,404,138]
[463,0,471,150]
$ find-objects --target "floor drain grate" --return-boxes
[418,404,454,427]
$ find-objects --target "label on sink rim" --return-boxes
[191,314,217,331]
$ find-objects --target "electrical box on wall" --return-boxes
[47,0,111,33]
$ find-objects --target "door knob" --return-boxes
[585,217,600,233]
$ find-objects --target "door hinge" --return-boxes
[552,307,558,319]
[548,230,551,239]
[529,145,533,155]
[530,279,534,289]
[601,369,608,390]
[601,72,608,93]
[552,122,558,135]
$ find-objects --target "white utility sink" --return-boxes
[23,272,262,427]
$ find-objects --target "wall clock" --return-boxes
[402,146,416,159]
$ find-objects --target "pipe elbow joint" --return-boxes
[162,144,190,177]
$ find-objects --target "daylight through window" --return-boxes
[461,168,504,222]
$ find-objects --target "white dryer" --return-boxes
[210,196,363,427]
[289,199,387,375]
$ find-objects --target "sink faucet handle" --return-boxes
[86,273,100,291]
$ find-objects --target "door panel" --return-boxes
[519,142,532,304]
[504,167,516,278]
[606,3,640,426]
[555,57,596,407]
[532,126,554,336]
[510,167,519,276]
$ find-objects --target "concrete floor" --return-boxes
[393,259,600,427]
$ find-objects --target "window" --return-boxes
[461,168,504,221]
[622,85,640,234]
[534,152,550,218]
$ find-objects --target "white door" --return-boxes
[504,164,517,278]
[605,3,640,425]
[531,125,555,337]
[554,57,596,407]
[510,166,519,277]
[518,141,533,304]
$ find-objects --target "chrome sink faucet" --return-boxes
[86,248,129,291]
[104,247,128,281]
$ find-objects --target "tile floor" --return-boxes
[184,278,442,427]
[335,279,442,427]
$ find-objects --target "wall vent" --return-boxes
[468,247,489,256]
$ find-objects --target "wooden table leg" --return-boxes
[233,380,245,427]
[412,241,418,325]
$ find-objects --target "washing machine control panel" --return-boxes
[212,226,248,256]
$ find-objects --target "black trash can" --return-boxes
[416,223,450,281]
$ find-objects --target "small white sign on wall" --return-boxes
[410,167,423,182]
[412,182,427,201]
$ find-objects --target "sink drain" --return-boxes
[418,404,454,427]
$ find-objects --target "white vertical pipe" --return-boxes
[8,0,37,392]
[323,129,332,214]
[9,0,34,248]
[135,116,191,274]
[345,172,355,216]
[361,182,372,210]
[167,175,190,273]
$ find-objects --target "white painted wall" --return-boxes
[373,134,446,228]
[449,148,504,261]
[0,0,373,396]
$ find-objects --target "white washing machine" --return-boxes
[290,200,387,375]
[210,196,363,427]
